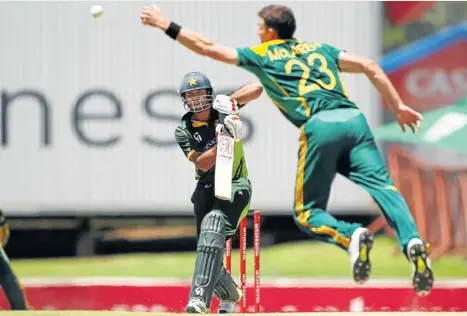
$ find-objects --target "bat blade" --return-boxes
[215,128,234,201]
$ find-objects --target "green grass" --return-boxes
[10,236,467,278]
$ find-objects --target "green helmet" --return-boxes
[178,71,214,112]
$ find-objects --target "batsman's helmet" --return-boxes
[178,71,214,112]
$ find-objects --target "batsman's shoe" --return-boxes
[217,287,242,314]
[185,298,210,314]
[218,301,236,314]
[407,239,434,296]
[348,227,374,285]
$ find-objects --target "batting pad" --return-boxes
[189,211,226,307]
[214,266,241,302]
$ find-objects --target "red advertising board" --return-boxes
[382,23,467,113]
[0,278,466,312]
[387,41,467,111]
[384,2,435,26]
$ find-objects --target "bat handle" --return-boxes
[218,113,226,125]
[216,113,227,136]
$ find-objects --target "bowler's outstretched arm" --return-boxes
[140,5,239,64]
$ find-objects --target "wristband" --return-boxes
[166,21,181,40]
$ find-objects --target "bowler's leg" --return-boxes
[293,122,363,249]
[338,113,433,295]
[293,116,374,284]
[338,114,421,251]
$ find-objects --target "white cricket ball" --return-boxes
[90,5,104,18]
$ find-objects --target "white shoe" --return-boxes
[185,298,209,314]
[348,227,374,285]
[407,238,434,296]
[218,301,236,314]
[217,286,242,313]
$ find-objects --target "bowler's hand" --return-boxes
[396,104,423,133]
[140,5,167,28]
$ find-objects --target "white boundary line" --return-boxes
[21,277,467,288]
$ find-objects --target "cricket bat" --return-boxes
[215,113,234,201]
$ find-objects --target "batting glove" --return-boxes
[224,114,243,141]
[213,95,239,115]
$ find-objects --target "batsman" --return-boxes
[0,208,29,310]
[142,4,434,296]
[174,71,262,313]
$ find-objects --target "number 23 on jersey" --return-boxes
[285,53,338,96]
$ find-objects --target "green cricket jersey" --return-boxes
[175,109,248,184]
[236,39,358,128]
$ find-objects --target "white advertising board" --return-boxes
[0,2,381,215]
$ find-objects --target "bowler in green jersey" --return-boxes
[141,4,434,296]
